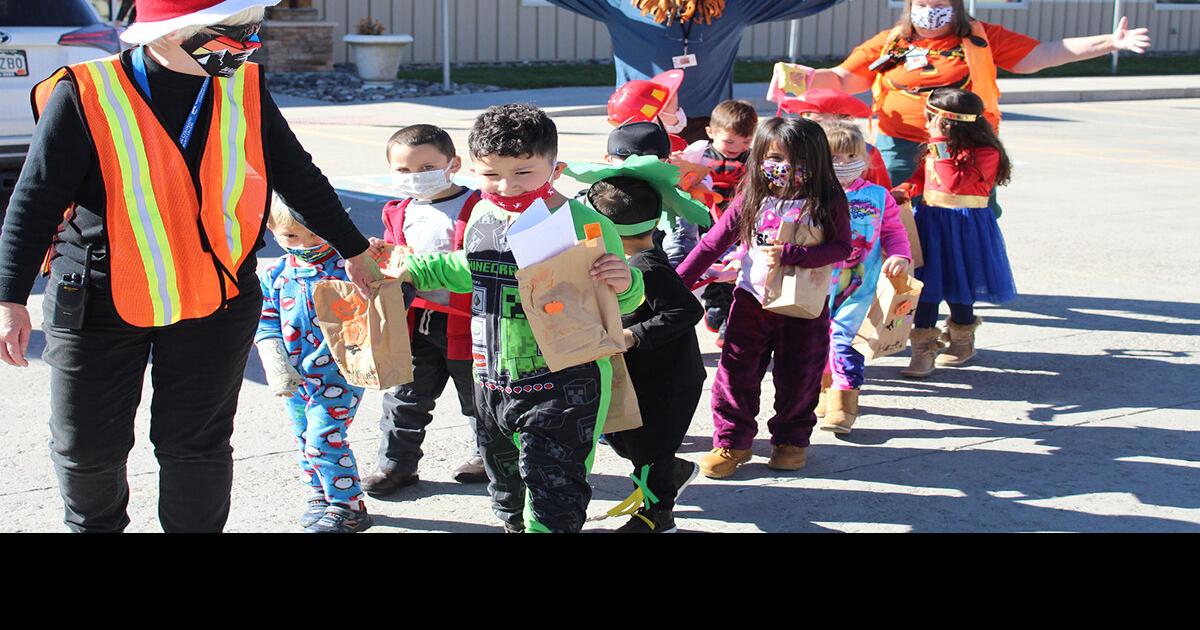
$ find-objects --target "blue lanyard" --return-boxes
[132,46,211,150]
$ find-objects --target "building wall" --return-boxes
[308,0,1200,66]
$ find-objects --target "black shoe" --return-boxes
[615,507,677,533]
[452,455,488,484]
[305,505,373,533]
[704,307,725,333]
[360,470,419,497]
[299,493,329,528]
[671,458,700,503]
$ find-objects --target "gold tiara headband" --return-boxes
[925,103,979,122]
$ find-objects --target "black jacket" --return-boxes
[621,246,707,393]
[0,49,368,305]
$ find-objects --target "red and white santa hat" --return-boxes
[121,0,280,45]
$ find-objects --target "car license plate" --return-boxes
[0,50,29,77]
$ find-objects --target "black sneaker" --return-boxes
[704,307,725,333]
[672,458,700,503]
[300,493,329,528]
[305,505,373,533]
[360,469,419,497]
[502,523,524,534]
[615,507,677,533]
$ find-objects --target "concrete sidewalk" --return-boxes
[273,74,1200,121]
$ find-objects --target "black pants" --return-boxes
[475,361,607,533]
[41,283,260,533]
[377,308,479,476]
[914,301,975,329]
[604,376,702,511]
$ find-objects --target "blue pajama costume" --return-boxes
[826,180,909,390]
[256,252,366,508]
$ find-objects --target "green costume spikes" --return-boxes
[565,154,713,232]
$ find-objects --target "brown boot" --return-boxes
[937,317,983,366]
[815,372,833,417]
[901,327,945,379]
[699,447,752,479]
[819,389,859,434]
[766,445,807,471]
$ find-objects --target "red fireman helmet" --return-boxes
[779,88,872,119]
[608,79,674,126]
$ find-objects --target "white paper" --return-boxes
[506,198,577,268]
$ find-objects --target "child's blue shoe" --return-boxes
[305,505,372,533]
[300,493,329,528]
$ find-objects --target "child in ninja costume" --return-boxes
[255,196,371,533]
[565,156,714,533]
[395,104,645,533]
[359,124,487,496]
[815,121,911,434]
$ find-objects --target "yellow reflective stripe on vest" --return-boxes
[86,60,181,327]
[217,69,247,265]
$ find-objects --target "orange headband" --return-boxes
[925,102,979,123]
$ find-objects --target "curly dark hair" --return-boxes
[468,103,558,161]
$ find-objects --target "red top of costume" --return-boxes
[898,142,1000,203]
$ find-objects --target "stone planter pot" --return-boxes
[343,34,414,87]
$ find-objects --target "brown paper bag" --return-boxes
[603,354,643,434]
[896,201,923,269]
[515,239,626,373]
[852,272,924,361]
[313,279,414,389]
[762,219,834,319]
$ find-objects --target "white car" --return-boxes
[1,0,122,171]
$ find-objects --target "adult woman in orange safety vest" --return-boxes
[0,0,379,532]
[786,0,1151,215]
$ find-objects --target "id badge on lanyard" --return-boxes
[905,47,930,71]
[672,14,698,69]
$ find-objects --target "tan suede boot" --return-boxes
[901,327,945,378]
[766,445,807,471]
[699,447,752,479]
[937,317,983,366]
[815,372,834,418]
[819,389,860,434]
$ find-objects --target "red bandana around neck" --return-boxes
[480,181,555,213]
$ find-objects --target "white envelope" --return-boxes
[506,198,578,268]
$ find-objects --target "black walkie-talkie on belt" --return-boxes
[51,244,92,330]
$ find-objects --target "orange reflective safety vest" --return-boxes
[871,21,1003,131]
[32,54,268,328]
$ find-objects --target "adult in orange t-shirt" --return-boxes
[791,0,1151,198]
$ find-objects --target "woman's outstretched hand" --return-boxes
[1113,17,1151,54]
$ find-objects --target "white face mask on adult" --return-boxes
[911,5,955,31]
[392,168,451,200]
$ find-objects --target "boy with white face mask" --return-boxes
[360,124,487,495]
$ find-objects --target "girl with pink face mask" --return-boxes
[675,118,852,479]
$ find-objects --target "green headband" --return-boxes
[613,217,662,236]
[565,154,713,231]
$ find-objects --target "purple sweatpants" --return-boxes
[711,288,831,450]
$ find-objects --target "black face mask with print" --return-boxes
[179,22,262,78]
